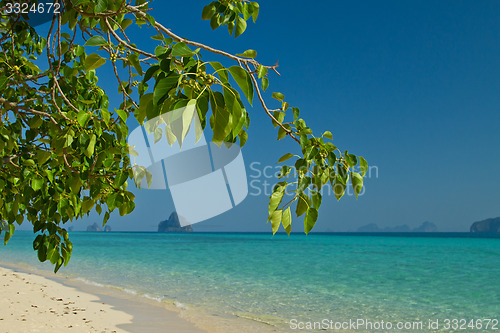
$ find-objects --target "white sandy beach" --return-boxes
[0,265,284,333]
[0,266,210,333]
[0,266,132,332]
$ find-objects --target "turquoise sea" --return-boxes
[1,231,500,332]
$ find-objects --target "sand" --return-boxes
[0,264,287,333]
[0,266,206,333]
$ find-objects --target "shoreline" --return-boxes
[0,263,206,333]
[0,262,286,333]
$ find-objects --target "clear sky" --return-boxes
[31,1,500,232]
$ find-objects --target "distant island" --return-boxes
[86,223,112,232]
[158,212,193,233]
[356,221,438,233]
[470,217,500,233]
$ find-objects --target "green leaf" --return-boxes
[84,53,106,70]
[261,77,269,91]
[103,211,110,224]
[346,153,358,167]
[77,111,91,127]
[180,99,197,146]
[359,156,368,177]
[337,163,349,183]
[37,243,47,261]
[119,201,135,216]
[145,14,155,26]
[4,224,15,244]
[94,0,108,13]
[295,193,310,217]
[304,208,318,234]
[81,197,93,214]
[84,36,107,47]
[85,134,97,158]
[327,152,337,166]
[277,127,286,141]
[171,42,199,57]
[45,170,54,183]
[153,74,179,105]
[271,209,282,235]
[228,66,253,105]
[146,170,153,188]
[312,191,322,209]
[136,93,153,125]
[236,49,257,58]
[351,172,363,199]
[282,207,292,235]
[25,62,41,73]
[235,16,247,38]
[278,165,291,178]
[201,4,216,20]
[212,106,230,143]
[23,159,35,167]
[61,245,71,267]
[114,171,128,187]
[251,2,259,22]
[36,150,51,165]
[102,107,110,126]
[292,107,300,120]
[272,111,285,128]
[268,188,284,218]
[210,14,221,30]
[70,176,81,194]
[257,65,267,79]
[272,92,285,102]
[143,65,159,83]
[297,176,311,193]
[154,46,169,58]
[128,53,143,75]
[121,18,133,29]
[334,176,347,200]
[209,62,229,83]
[278,153,294,163]
[223,88,244,136]
[31,178,43,192]
[116,108,127,122]
[154,127,163,143]
[0,75,8,90]
[239,130,248,147]
[323,131,333,140]
[74,45,85,57]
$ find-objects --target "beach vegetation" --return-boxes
[0,0,367,271]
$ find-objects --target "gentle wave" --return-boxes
[2,231,499,332]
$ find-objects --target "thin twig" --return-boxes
[243,63,299,143]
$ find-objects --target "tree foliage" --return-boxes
[0,0,367,272]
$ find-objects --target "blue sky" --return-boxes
[32,1,500,232]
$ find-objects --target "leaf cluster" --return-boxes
[0,0,368,271]
[202,0,259,37]
[266,92,368,235]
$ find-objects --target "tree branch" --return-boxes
[104,17,157,60]
[126,5,279,73]
[243,63,299,143]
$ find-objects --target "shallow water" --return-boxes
[2,231,499,332]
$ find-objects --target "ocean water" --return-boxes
[1,231,500,332]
